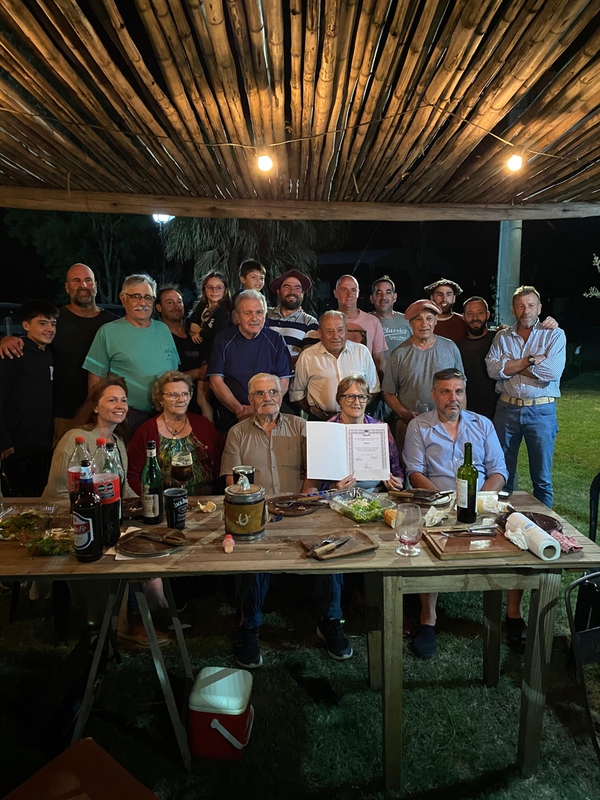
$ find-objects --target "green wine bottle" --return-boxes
[141,440,164,525]
[456,442,477,524]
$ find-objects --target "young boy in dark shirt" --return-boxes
[0,300,58,496]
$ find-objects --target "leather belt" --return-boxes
[499,394,555,407]
[309,406,336,420]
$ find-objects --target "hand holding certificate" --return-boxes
[306,421,391,481]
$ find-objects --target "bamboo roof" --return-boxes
[1,0,600,220]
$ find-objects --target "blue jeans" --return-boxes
[236,573,344,629]
[493,399,558,508]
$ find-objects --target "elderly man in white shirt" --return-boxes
[289,310,379,420]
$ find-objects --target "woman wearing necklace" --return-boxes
[127,370,223,496]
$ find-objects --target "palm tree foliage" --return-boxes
[165,217,348,308]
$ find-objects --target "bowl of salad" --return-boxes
[328,487,395,523]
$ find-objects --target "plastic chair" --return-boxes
[565,570,600,764]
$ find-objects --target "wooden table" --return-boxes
[2,492,600,789]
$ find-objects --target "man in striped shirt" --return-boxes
[266,270,319,364]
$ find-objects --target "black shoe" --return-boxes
[410,624,437,659]
[234,626,263,668]
[505,616,527,649]
[317,618,353,660]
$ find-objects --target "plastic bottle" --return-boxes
[67,436,90,509]
[72,461,103,562]
[91,439,121,547]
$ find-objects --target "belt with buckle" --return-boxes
[500,394,555,407]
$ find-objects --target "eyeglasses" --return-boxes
[250,389,281,397]
[340,394,368,402]
[125,293,155,302]
[163,391,191,399]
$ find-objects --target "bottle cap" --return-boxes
[75,436,85,444]
[96,437,107,446]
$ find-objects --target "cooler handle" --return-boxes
[210,705,254,750]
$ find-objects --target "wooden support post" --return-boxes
[496,220,522,325]
[364,573,383,690]
[482,590,503,687]
[517,571,561,776]
[382,575,404,790]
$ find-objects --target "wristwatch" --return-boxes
[527,355,536,366]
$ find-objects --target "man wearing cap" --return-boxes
[382,299,463,448]
[485,285,566,509]
[424,279,468,343]
[334,274,388,375]
[266,270,319,363]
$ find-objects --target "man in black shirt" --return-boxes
[0,264,117,442]
[0,300,57,496]
[457,296,498,419]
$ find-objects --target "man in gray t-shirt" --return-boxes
[370,275,411,353]
[382,299,463,448]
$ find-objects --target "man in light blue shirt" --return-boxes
[485,285,566,508]
[403,368,508,659]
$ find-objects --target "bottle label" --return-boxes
[142,492,160,517]
[93,474,121,504]
[456,479,468,509]
[73,511,94,549]
[68,467,80,494]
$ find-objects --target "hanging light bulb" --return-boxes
[257,154,273,172]
[507,154,523,171]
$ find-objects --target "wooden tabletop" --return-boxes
[2,492,600,581]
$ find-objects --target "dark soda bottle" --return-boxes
[68,436,90,509]
[92,440,121,547]
[72,460,103,562]
[141,441,163,525]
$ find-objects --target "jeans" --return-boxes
[493,399,558,508]
[236,573,344,629]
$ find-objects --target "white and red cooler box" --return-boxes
[188,667,254,760]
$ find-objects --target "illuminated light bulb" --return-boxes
[257,154,273,172]
[507,154,523,171]
[152,213,174,223]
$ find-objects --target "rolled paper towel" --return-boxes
[505,512,561,561]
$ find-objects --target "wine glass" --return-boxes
[394,503,423,557]
[415,400,434,415]
[170,442,193,487]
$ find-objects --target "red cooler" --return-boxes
[188,667,254,760]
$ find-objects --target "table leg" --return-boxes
[517,571,561,776]
[364,573,383,690]
[72,579,126,744]
[163,579,194,682]
[382,575,404,790]
[135,591,192,770]
[482,590,502,687]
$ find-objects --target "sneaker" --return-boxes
[410,624,437,659]
[317,618,353,660]
[505,616,527,649]
[235,626,263,668]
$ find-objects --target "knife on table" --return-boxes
[312,536,352,558]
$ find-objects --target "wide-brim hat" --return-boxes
[423,278,463,296]
[404,299,442,320]
[269,269,312,294]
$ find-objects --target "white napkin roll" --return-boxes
[505,512,560,561]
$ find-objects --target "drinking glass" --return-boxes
[170,441,193,487]
[394,503,423,557]
[415,401,434,415]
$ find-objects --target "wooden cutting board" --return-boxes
[301,529,379,560]
[424,530,523,560]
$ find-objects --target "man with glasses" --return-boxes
[221,373,352,667]
[84,274,179,432]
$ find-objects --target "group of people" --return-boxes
[0,262,566,663]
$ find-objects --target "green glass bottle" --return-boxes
[141,440,164,525]
[456,442,477,524]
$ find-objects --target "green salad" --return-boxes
[26,531,74,557]
[344,497,385,522]
[0,510,48,540]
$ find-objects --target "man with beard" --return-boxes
[0,263,117,441]
[403,369,507,658]
[369,275,411,352]
[266,269,319,362]
[457,296,498,419]
[155,284,212,417]
[424,278,468,343]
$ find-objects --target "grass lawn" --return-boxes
[1,373,599,799]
